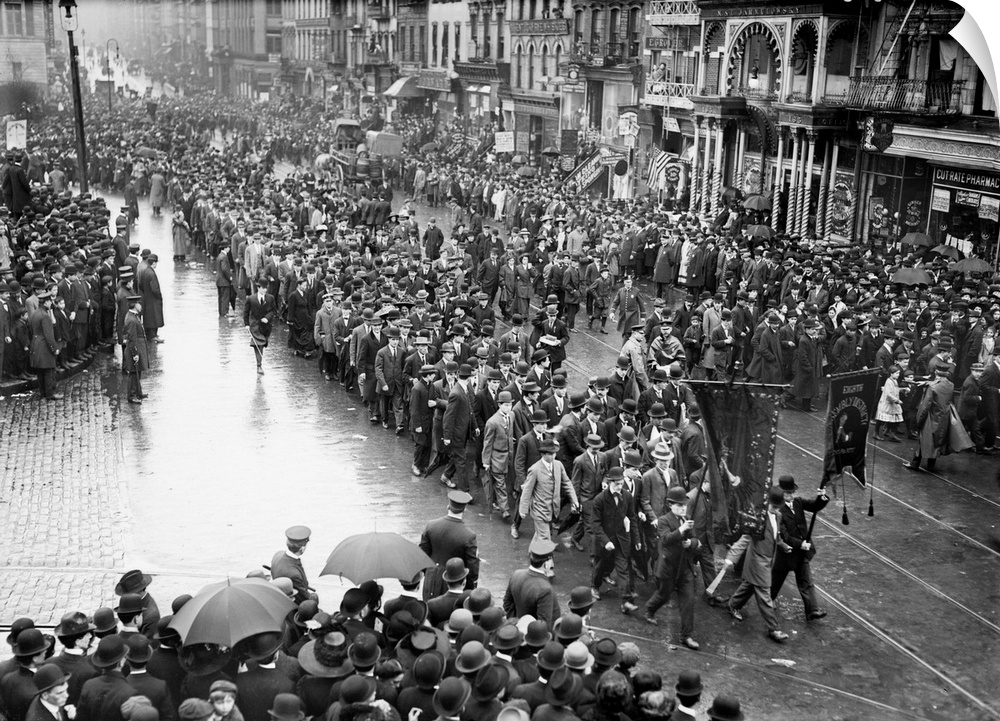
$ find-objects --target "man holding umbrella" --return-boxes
[419,491,480,600]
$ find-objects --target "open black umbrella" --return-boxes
[931,244,962,260]
[516,165,538,177]
[321,531,434,584]
[511,154,528,165]
[743,194,771,211]
[901,232,933,247]
[950,257,992,273]
[168,578,295,647]
[745,224,775,240]
[541,146,560,156]
[891,268,933,285]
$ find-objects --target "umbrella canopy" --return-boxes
[743,194,771,211]
[950,257,992,273]
[511,154,527,165]
[420,141,439,153]
[168,578,295,647]
[321,531,434,584]
[745,224,775,240]
[931,244,962,260]
[516,165,538,177]
[541,146,560,156]
[891,268,934,286]
[134,146,158,159]
[901,232,934,247]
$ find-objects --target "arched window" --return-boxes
[574,9,584,44]
[626,7,640,57]
[554,43,562,73]
[528,45,535,88]
[541,43,549,82]
[515,46,523,87]
[609,8,620,56]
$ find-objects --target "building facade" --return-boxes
[1,0,50,90]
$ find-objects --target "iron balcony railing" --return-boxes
[840,76,962,114]
[647,0,699,24]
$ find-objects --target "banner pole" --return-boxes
[869,424,877,517]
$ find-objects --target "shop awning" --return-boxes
[476,84,492,94]
[383,76,422,99]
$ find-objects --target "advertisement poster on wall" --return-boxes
[829,170,855,239]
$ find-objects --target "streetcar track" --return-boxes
[586,622,934,721]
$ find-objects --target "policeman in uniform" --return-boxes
[270,525,313,604]
[418,491,480,600]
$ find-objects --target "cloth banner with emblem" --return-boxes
[822,369,882,488]
[687,381,783,543]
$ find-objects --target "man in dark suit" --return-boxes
[123,636,175,721]
[28,291,61,400]
[502,540,560,628]
[590,467,641,614]
[418,491,480,600]
[235,650,296,721]
[75,637,137,721]
[2,629,56,721]
[375,326,407,433]
[477,249,502,306]
[244,283,277,375]
[442,363,480,494]
[425,558,473,628]
[642,487,700,649]
[357,316,387,423]
[771,475,829,621]
[569,434,607,552]
[24,664,71,721]
[724,485,792,643]
[409,364,438,477]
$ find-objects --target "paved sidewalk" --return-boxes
[0,369,130,622]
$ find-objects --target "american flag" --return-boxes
[647,147,671,184]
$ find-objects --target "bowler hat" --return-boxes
[539,437,557,453]
[494,623,524,651]
[586,397,604,414]
[568,586,596,611]
[479,606,506,633]
[32,664,70,694]
[777,474,798,492]
[413,650,446,689]
[6,618,35,645]
[536,641,565,671]
[554,614,583,641]
[563,641,594,672]
[341,587,369,616]
[443,557,469,584]
[666,486,689,505]
[675,669,703,696]
[618,426,637,443]
[498,390,513,403]
[648,402,667,418]
[268,693,306,721]
[523,620,552,647]
[606,466,624,481]
[463,587,493,615]
[12,629,54,658]
[340,674,377,704]
[707,695,744,721]
[125,634,153,663]
[445,608,474,635]
[348,632,382,668]
[92,635,127,668]
[93,607,117,634]
[433,677,471,718]
[114,593,144,615]
[455,640,492,674]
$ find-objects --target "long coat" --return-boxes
[917,376,954,459]
[148,172,166,208]
[375,343,405,394]
[726,511,789,587]
[481,410,515,474]
[419,515,480,597]
[122,311,149,373]
[137,265,164,329]
[244,293,276,347]
[519,458,576,524]
[28,307,58,369]
[503,568,560,628]
[747,325,782,384]
[791,334,823,399]
[610,287,645,335]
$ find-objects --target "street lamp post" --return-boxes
[59,0,88,194]
[106,38,119,112]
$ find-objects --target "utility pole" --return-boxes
[59,0,89,194]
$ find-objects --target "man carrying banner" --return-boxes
[905,363,955,472]
[771,475,829,621]
[724,485,792,643]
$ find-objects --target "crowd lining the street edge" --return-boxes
[2,88,1000,721]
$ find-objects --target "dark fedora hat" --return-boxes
[592,637,621,667]
[55,611,95,638]
[412,650,445,689]
[33,664,70,694]
[91,635,128,668]
[472,663,510,701]
[115,569,152,595]
[544,667,582,707]
[433,677,471,718]
[12,629,54,658]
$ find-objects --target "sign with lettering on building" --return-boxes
[509,19,571,36]
[495,131,515,153]
[931,187,951,213]
[933,167,1000,193]
[979,195,999,222]
[955,190,982,207]
[5,120,26,149]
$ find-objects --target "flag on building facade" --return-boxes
[647,146,670,184]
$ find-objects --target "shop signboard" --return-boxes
[931,187,951,213]
[495,131,515,153]
[955,190,982,207]
[932,167,1000,193]
[561,129,578,158]
[979,196,1000,222]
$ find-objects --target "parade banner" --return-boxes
[822,369,882,488]
[687,382,783,543]
[6,119,27,150]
